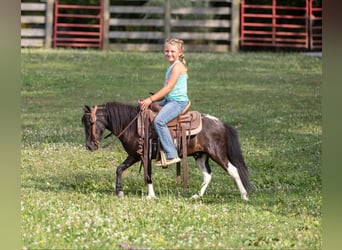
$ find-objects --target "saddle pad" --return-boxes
[137,110,202,138]
[167,111,202,136]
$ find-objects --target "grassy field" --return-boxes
[21,49,322,249]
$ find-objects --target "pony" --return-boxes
[82,101,251,200]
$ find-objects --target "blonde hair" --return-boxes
[165,38,186,65]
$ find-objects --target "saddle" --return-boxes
[137,101,202,139]
[137,101,202,188]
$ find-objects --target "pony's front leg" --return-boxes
[146,161,156,199]
[147,183,156,199]
[115,156,139,198]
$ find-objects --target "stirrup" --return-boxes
[160,150,167,166]
[155,151,181,167]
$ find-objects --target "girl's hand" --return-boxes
[138,97,152,111]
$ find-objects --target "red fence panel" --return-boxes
[240,0,322,50]
[53,0,103,48]
[309,1,322,50]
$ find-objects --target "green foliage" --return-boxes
[21,49,321,249]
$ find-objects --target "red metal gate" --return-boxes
[309,1,322,50]
[53,0,103,48]
[240,0,322,50]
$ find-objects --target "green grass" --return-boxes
[21,49,322,249]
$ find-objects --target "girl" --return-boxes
[139,38,189,166]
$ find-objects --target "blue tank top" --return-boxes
[164,61,189,102]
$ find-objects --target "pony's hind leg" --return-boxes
[227,162,248,201]
[191,153,212,199]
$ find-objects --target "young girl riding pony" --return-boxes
[138,38,189,167]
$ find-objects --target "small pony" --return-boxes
[82,101,251,200]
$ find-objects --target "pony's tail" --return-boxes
[225,124,252,193]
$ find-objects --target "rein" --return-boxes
[87,105,142,149]
[102,110,141,148]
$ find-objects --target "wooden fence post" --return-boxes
[164,0,171,40]
[231,0,240,52]
[103,0,110,50]
[45,0,54,48]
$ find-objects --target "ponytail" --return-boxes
[179,54,186,65]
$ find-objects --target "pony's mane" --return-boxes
[105,101,140,134]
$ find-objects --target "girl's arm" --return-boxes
[139,64,183,110]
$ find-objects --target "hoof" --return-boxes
[117,191,124,198]
[241,194,249,201]
[146,195,157,200]
[191,194,201,200]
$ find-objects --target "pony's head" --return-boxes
[81,105,106,151]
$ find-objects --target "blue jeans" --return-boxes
[154,100,189,159]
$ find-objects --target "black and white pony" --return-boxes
[82,101,251,200]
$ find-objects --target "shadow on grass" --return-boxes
[22,166,250,203]
[22,171,116,195]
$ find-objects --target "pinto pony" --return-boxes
[82,101,251,200]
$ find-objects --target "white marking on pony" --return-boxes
[203,114,219,122]
[191,154,212,199]
[147,183,156,199]
[227,162,248,201]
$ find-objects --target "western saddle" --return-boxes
[137,101,202,188]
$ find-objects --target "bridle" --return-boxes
[85,105,142,148]
[86,105,101,147]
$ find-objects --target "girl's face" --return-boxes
[164,43,181,64]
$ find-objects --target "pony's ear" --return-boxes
[82,105,91,112]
